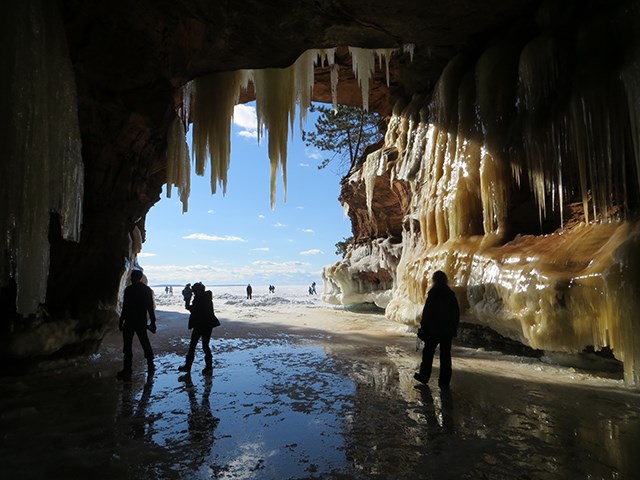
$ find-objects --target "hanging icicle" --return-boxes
[0,0,84,315]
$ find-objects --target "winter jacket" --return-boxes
[187,290,215,330]
[420,284,460,338]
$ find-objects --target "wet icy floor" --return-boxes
[1,306,640,480]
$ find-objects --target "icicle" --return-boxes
[330,64,340,113]
[375,48,395,87]
[253,67,296,208]
[518,34,559,113]
[189,71,247,195]
[0,0,84,315]
[348,47,377,111]
[294,49,319,128]
[403,43,415,62]
[166,117,191,213]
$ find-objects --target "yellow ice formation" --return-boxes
[0,0,84,315]
[350,25,640,385]
[166,46,414,209]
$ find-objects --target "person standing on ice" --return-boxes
[246,283,252,299]
[179,282,219,376]
[182,283,193,308]
[414,270,460,389]
[118,269,157,380]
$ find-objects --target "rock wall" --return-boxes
[325,0,640,385]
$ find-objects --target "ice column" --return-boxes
[189,71,248,196]
[0,0,84,315]
[166,118,191,212]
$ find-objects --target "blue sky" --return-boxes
[139,103,351,286]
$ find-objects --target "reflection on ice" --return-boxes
[0,303,639,479]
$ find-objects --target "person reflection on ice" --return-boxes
[182,375,219,465]
[417,385,455,435]
[118,374,155,441]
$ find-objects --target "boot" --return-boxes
[178,353,193,373]
[147,360,155,373]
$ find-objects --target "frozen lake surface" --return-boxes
[1,285,639,479]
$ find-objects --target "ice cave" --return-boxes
[3,0,640,390]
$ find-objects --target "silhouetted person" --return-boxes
[118,269,156,380]
[311,281,317,295]
[414,270,459,388]
[179,282,219,375]
[169,285,173,295]
[182,283,193,308]
[246,283,252,299]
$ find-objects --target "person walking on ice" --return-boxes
[179,282,220,375]
[414,270,460,389]
[118,269,157,380]
[246,283,252,299]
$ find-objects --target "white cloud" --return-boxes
[207,209,215,214]
[138,252,157,258]
[296,206,304,210]
[306,149,323,160]
[258,214,265,219]
[272,222,287,228]
[234,104,258,139]
[251,247,270,251]
[301,228,314,234]
[300,249,324,256]
[238,130,258,139]
[299,163,310,167]
[183,233,247,242]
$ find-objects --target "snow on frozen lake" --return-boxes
[152,284,325,313]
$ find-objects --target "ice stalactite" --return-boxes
[349,47,377,112]
[326,10,640,385]
[173,46,412,209]
[166,118,191,213]
[0,0,84,315]
[189,71,248,196]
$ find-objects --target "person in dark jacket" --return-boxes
[414,270,460,388]
[118,269,156,380]
[182,283,193,308]
[179,282,218,375]
[246,283,252,299]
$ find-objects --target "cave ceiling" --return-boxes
[61,0,535,112]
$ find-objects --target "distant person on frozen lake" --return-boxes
[179,282,220,376]
[118,269,157,380]
[182,283,193,308]
[246,283,252,299]
[414,270,460,389]
[311,281,317,295]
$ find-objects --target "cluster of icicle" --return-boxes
[0,0,84,316]
[337,7,640,385]
[166,45,415,211]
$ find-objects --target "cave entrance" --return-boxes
[141,102,351,290]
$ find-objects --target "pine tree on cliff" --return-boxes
[302,104,384,175]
